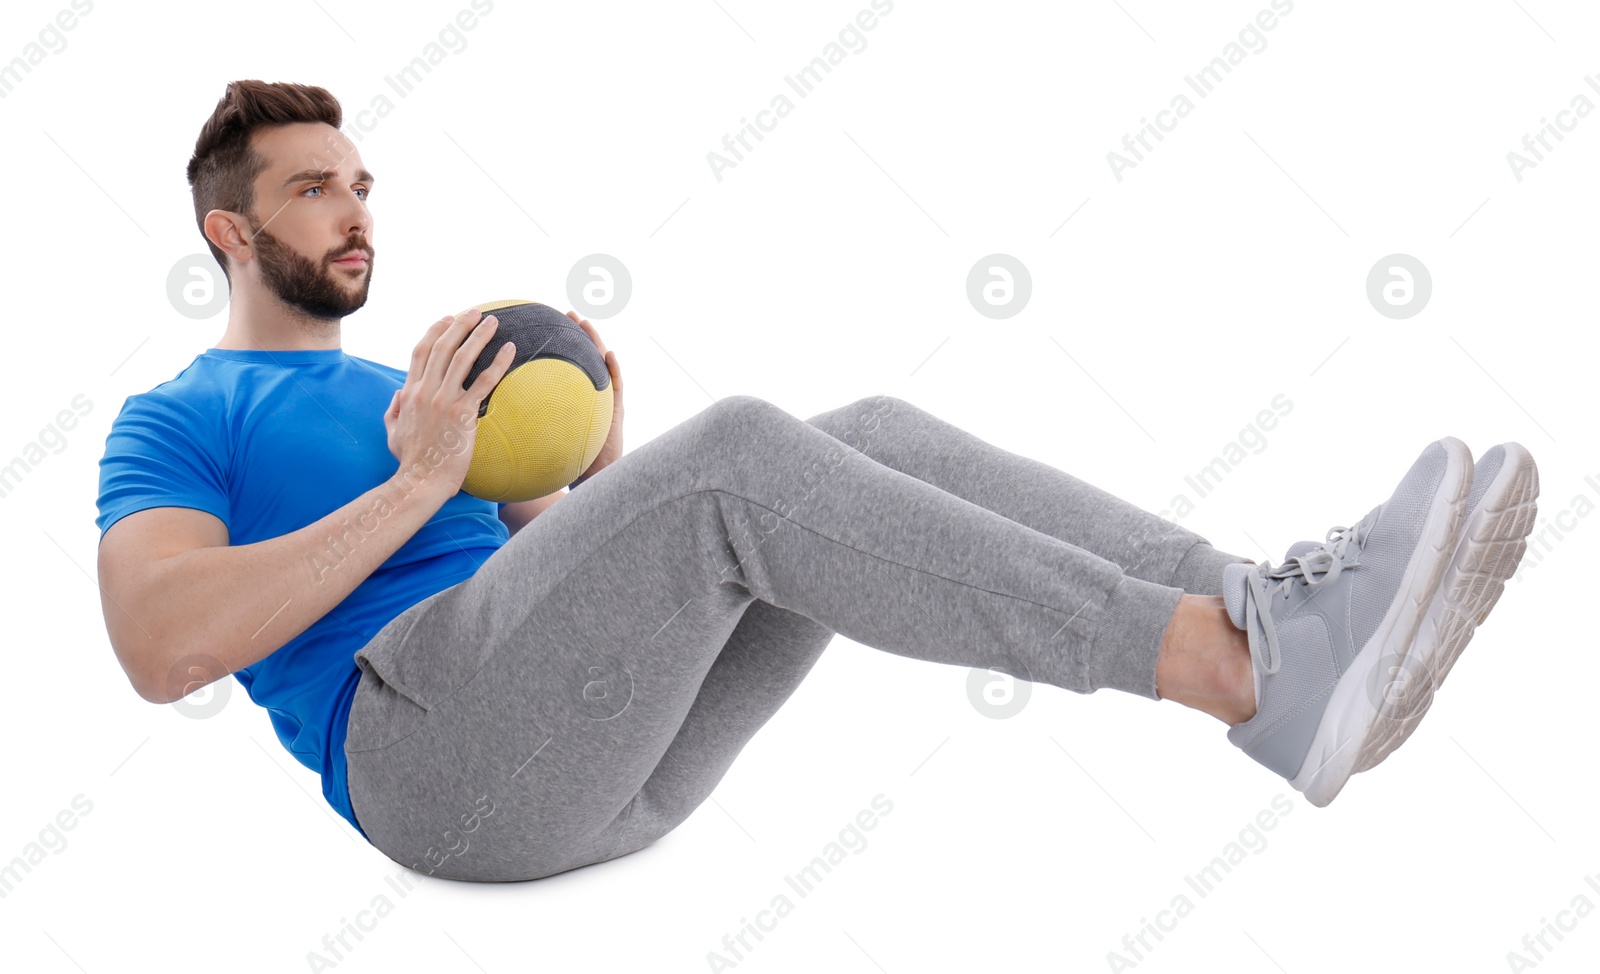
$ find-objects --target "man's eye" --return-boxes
[303,185,369,200]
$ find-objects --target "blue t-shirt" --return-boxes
[95,347,512,841]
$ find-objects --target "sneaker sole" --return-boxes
[1289,437,1473,807]
[1349,442,1540,775]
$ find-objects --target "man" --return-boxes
[96,81,1539,882]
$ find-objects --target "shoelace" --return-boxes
[1242,517,1372,677]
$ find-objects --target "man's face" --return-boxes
[240,122,375,320]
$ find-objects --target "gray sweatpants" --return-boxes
[344,395,1252,881]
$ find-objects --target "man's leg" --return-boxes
[346,395,1214,881]
[607,396,1257,858]
[1153,594,1255,724]
[801,396,1255,596]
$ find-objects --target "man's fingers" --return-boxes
[465,341,516,403]
[408,314,454,386]
[424,308,484,391]
[443,313,500,395]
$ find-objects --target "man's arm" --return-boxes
[98,468,459,704]
[498,488,566,536]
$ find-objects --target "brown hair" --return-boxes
[186,80,344,283]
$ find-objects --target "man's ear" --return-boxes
[203,209,252,267]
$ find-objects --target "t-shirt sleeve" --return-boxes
[96,391,231,541]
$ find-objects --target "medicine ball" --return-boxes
[457,299,613,503]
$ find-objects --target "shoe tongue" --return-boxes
[1221,560,1263,712]
[1222,562,1255,629]
[1222,541,1331,717]
[1284,540,1322,560]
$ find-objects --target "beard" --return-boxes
[247,217,373,321]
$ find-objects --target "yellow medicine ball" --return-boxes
[458,299,613,503]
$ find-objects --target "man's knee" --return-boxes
[709,393,778,418]
[698,393,908,459]
[700,394,790,435]
[685,396,804,465]
[805,394,907,444]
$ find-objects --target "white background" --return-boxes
[0,1,1594,971]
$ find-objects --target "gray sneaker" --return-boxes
[1222,437,1473,806]
[1350,442,1540,778]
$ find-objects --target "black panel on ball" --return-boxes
[460,302,611,418]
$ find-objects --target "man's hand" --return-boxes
[568,310,624,481]
[386,308,515,495]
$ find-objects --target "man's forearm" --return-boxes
[500,460,606,535]
[132,470,456,702]
[501,489,566,536]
